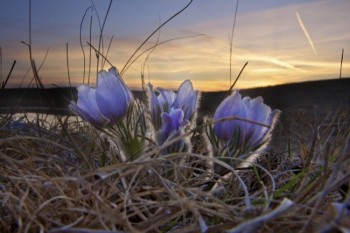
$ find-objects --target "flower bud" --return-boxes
[213,90,280,150]
[69,85,108,128]
[96,67,133,123]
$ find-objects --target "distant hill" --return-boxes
[0,78,349,115]
[200,78,350,115]
[0,87,75,114]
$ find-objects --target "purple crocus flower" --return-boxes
[173,80,198,122]
[158,108,189,141]
[95,67,134,123]
[69,85,108,128]
[213,91,247,142]
[155,108,190,154]
[148,79,198,131]
[147,83,176,130]
[69,67,133,127]
[213,90,279,149]
[148,80,198,153]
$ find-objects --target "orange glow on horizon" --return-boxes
[2,0,349,92]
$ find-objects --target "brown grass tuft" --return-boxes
[0,108,349,232]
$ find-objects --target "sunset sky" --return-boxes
[0,0,349,91]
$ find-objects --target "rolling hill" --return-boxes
[0,78,349,116]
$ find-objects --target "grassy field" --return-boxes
[0,78,349,232]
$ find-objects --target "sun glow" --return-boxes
[1,0,349,91]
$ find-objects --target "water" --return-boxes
[1,112,84,131]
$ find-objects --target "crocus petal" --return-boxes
[160,108,188,141]
[173,80,198,121]
[243,95,279,147]
[158,88,176,113]
[250,99,271,137]
[251,109,280,147]
[243,96,267,136]
[213,90,247,142]
[69,85,108,127]
[96,67,133,122]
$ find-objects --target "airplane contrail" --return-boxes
[296,12,317,55]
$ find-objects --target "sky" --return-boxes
[0,0,349,91]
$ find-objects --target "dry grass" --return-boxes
[0,106,349,233]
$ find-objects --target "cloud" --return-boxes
[2,0,350,90]
[296,11,317,55]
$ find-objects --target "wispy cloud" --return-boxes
[296,11,317,55]
[241,55,298,70]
